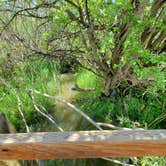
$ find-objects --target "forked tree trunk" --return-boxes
[102,0,165,96]
[102,71,121,96]
[103,76,112,96]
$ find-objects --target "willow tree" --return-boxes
[0,0,165,96]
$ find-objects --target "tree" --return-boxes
[0,0,165,96]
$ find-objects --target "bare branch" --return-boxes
[0,0,58,34]
[29,90,63,132]
[71,83,95,92]
[15,92,30,133]
[26,88,103,130]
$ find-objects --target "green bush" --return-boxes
[77,89,165,129]
[76,89,166,165]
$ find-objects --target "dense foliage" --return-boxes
[0,0,165,166]
[0,0,165,95]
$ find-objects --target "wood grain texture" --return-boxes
[0,130,166,160]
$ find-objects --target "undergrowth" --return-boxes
[0,62,165,165]
[76,69,166,166]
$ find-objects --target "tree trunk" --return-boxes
[103,76,112,96]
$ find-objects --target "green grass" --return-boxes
[0,59,165,165]
[76,90,166,165]
[76,91,166,129]
[0,59,58,131]
[76,69,104,96]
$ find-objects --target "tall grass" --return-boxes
[0,59,59,131]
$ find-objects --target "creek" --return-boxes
[33,74,112,166]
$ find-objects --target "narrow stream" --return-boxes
[33,74,118,166]
[0,74,123,166]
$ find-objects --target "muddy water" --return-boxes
[36,107,112,166]
[34,74,114,166]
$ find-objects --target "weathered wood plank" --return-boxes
[0,130,166,160]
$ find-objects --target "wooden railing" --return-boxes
[0,130,166,160]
